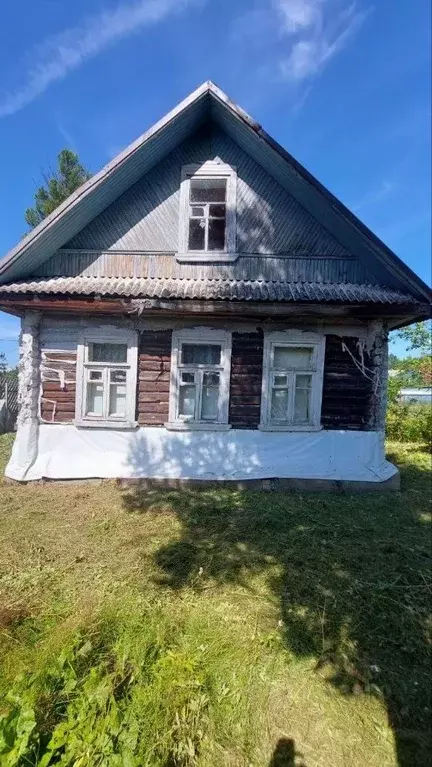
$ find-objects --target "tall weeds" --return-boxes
[0,598,270,767]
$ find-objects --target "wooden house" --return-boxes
[0,83,430,488]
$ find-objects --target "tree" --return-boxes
[388,353,399,368]
[0,352,7,374]
[25,149,91,229]
[397,321,432,356]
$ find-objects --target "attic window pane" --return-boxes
[188,218,205,250]
[209,204,226,217]
[190,178,226,203]
[208,218,225,250]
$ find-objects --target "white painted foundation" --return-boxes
[5,425,397,483]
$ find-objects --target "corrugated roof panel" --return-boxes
[0,276,422,305]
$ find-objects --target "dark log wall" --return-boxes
[321,336,373,430]
[40,352,77,423]
[137,330,172,425]
[229,331,264,428]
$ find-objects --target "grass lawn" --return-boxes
[0,434,430,767]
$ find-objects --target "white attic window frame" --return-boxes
[75,327,138,429]
[166,327,232,431]
[259,330,326,432]
[177,160,237,263]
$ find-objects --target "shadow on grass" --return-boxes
[122,446,431,767]
[268,738,306,766]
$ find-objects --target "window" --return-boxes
[260,332,325,431]
[76,330,138,428]
[178,161,237,262]
[167,329,232,430]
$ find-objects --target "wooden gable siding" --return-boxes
[137,330,172,425]
[229,331,264,428]
[321,336,373,430]
[60,125,350,259]
[36,252,370,285]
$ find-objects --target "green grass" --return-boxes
[0,434,430,766]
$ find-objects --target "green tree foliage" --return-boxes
[25,150,91,229]
[397,321,432,355]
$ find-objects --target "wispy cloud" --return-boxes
[275,0,370,82]
[232,1,369,93]
[351,180,396,214]
[0,0,201,118]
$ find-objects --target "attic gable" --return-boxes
[0,81,429,304]
[58,124,351,260]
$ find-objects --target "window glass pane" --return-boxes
[89,370,102,381]
[201,372,220,420]
[294,388,310,423]
[109,385,126,417]
[188,218,205,250]
[86,382,104,415]
[181,371,195,384]
[209,203,226,217]
[191,206,204,216]
[190,178,226,203]
[296,374,312,389]
[274,374,287,386]
[181,344,221,365]
[208,217,226,250]
[89,342,127,363]
[270,388,288,421]
[179,385,196,417]
[110,369,127,383]
[273,346,312,370]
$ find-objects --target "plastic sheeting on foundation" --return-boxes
[5,425,397,483]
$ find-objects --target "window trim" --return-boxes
[75,328,138,429]
[166,328,232,431]
[259,331,326,431]
[177,161,237,263]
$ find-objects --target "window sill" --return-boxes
[165,422,232,432]
[176,252,238,263]
[75,420,138,430]
[258,424,323,432]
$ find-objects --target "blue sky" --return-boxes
[0,0,430,364]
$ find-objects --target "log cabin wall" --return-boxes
[321,335,373,430]
[137,330,172,425]
[229,331,264,428]
[40,350,77,423]
[36,319,377,432]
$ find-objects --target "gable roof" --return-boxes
[0,81,430,304]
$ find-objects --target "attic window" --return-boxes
[177,162,237,262]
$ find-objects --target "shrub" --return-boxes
[386,403,432,449]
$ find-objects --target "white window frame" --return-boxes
[259,331,326,431]
[166,328,232,431]
[177,161,237,263]
[75,328,138,429]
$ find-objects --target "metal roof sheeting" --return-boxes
[0,276,421,305]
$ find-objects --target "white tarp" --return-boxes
[6,424,397,483]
